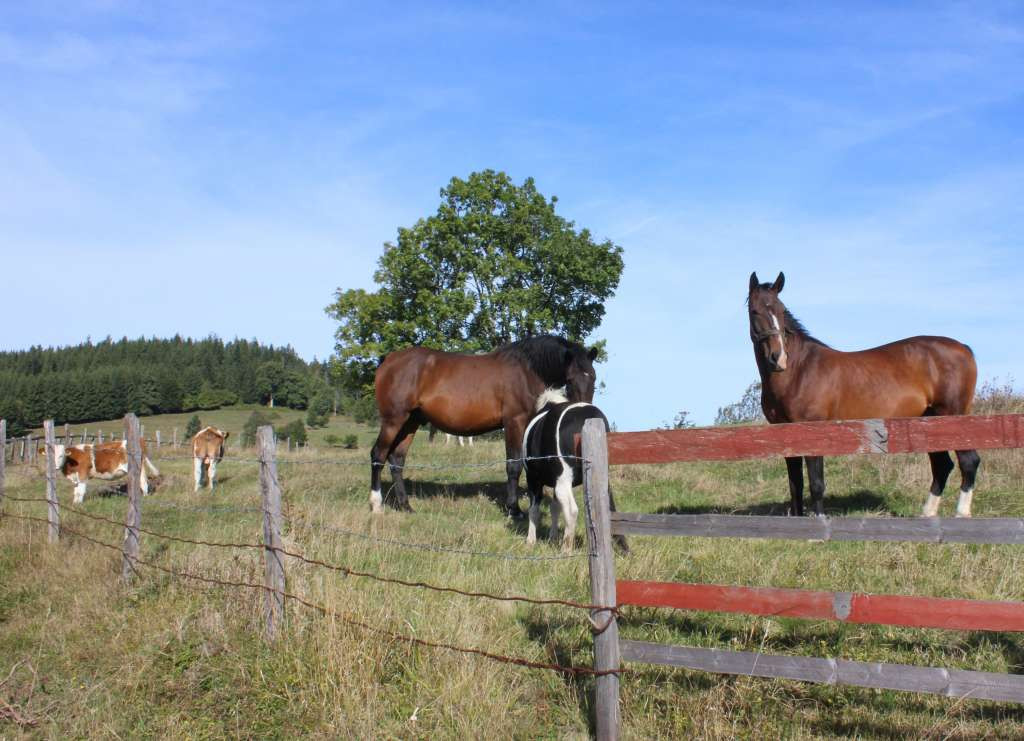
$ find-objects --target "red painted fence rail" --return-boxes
[607,413,1024,465]
[617,580,1024,633]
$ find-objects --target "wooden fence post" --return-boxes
[0,419,6,508]
[43,421,60,543]
[121,413,143,583]
[582,418,621,741]
[172,428,177,448]
[156,430,161,450]
[98,429,104,444]
[258,425,285,640]
[82,428,87,444]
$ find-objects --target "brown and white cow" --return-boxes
[192,426,229,492]
[51,440,160,503]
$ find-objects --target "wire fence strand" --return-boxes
[0,511,624,678]
[2,496,609,612]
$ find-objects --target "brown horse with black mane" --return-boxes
[748,271,980,518]
[370,335,598,516]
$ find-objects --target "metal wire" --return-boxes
[0,511,624,678]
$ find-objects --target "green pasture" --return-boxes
[2,408,1023,738]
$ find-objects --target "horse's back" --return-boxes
[376,346,530,433]
[806,335,976,419]
[526,402,608,487]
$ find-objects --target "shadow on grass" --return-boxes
[653,489,889,517]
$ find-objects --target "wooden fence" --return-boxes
[582,413,1024,740]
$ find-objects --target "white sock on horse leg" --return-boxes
[370,488,383,513]
[956,488,974,518]
[922,493,942,517]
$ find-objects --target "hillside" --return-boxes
[0,336,330,436]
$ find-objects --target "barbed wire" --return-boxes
[0,511,624,678]
[1,496,608,613]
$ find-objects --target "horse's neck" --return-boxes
[759,333,821,420]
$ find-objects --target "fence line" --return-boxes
[0,511,620,678]
[3,493,606,611]
[583,413,1024,740]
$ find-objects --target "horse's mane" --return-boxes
[535,387,569,411]
[783,309,830,348]
[496,335,580,384]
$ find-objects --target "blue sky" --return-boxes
[2,2,1022,430]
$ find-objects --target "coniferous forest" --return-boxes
[0,336,330,435]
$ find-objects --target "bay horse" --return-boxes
[370,335,598,515]
[748,271,980,517]
[522,389,628,552]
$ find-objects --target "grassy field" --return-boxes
[2,406,1024,738]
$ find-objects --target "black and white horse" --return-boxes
[523,389,626,552]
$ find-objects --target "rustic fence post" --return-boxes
[258,425,285,640]
[0,419,6,507]
[98,429,104,444]
[156,430,161,450]
[121,413,143,583]
[172,428,177,448]
[43,421,60,543]
[82,428,87,444]
[19,435,26,464]
[582,418,621,741]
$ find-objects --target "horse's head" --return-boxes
[564,345,599,402]
[748,271,789,372]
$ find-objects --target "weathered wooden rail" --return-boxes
[582,413,1024,740]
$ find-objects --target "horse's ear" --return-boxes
[749,272,759,293]
[772,272,785,293]
[587,347,598,362]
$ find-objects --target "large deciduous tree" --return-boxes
[326,170,624,390]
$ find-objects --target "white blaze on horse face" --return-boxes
[771,314,788,370]
[370,488,384,513]
[922,493,942,517]
[956,488,974,518]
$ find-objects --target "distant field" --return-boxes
[26,404,382,450]
[2,412,1024,738]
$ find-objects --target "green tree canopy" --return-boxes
[326,170,624,390]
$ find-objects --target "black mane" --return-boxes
[783,309,830,348]
[496,335,581,385]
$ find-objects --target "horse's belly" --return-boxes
[420,397,503,435]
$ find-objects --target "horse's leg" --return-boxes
[806,456,825,516]
[387,421,420,512]
[785,456,804,516]
[526,475,543,545]
[922,451,955,517]
[554,466,578,552]
[370,419,404,513]
[503,417,527,519]
[954,449,981,517]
